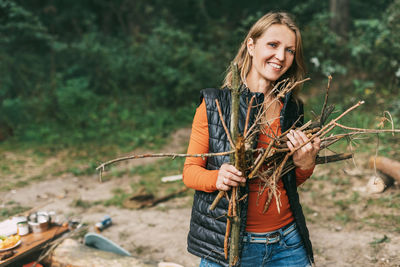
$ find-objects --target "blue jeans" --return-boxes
[199,224,311,267]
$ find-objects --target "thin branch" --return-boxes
[248,141,275,179]
[224,199,233,259]
[384,111,395,136]
[244,79,308,140]
[288,101,365,156]
[320,75,332,125]
[279,116,307,139]
[277,78,311,98]
[244,95,256,137]
[96,150,235,171]
[279,153,353,178]
[216,99,235,148]
[263,153,290,213]
[333,122,400,133]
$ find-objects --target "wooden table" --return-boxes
[0,225,69,266]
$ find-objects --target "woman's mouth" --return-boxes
[268,62,282,70]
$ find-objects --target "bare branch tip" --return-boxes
[99,168,103,183]
[95,164,102,171]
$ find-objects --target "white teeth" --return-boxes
[268,63,282,69]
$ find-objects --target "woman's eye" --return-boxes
[287,48,295,55]
[268,43,277,48]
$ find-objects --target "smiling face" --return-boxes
[246,24,296,92]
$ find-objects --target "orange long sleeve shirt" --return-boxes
[183,99,314,232]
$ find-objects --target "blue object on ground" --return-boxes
[84,232,132,256]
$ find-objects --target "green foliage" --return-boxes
[303,0,399,98]
[302,12,348,77]
[0,0,397,148]
[136,22,220,107]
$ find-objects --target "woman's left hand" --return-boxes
[286,130,321,170]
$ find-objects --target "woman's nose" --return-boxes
[275,48,285,61]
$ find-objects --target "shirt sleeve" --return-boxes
[295,165,315,186]
[182,99,218,192]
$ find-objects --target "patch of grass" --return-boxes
[382,214,400,229]
[103,192,130,207]
[0,204,30,220]
[334,212,352,224]
[71,198,93,209]
[1,185,12,191]
[0,142,129,191]
[363,213,400,232]
[31,175,45,182]
[134,245,148,255]
[66,161,99,176]
[131,157,185,194]
[333,192,360,210]
[104,157,188,208]
[314,175,330,181]
[302,204,317,216]
[330,188,346,198]
[351,191,360,203]
[130,164,157,176]
[110,168,130,178]
[332,177,351,186]
[366,194,400,209]
[15,180,29,187]
[333,199,349,210]
[369,235,390,246]
[111,188,125,194]
[1,165,11,173]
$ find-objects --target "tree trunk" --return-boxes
[366,174,394,194]
[369,156,400,184]
[330,0,350,38]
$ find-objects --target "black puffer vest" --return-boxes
[187,88,314,266]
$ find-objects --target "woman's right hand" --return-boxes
[216,163,246,191]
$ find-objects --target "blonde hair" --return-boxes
[222,12,305,92]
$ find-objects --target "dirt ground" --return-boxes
[1,128,400,267]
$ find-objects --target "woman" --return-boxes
[183,12,320,267]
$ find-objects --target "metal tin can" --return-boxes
[17,221,30,236]
[95,215,112,232]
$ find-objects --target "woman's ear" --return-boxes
[247,38,254,57]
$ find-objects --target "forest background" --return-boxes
[1,0,399,148]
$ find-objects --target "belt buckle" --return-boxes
[266,232,280,244]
